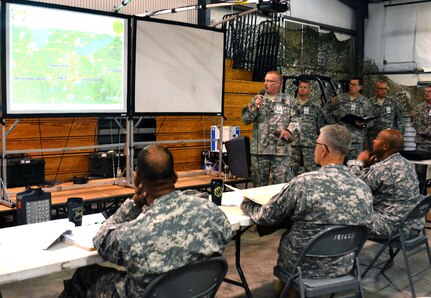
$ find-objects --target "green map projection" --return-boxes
[10,22,125,106]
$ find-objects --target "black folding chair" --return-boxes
[274,225,368,298]
[142,256,228,298]
[361,195,431,298]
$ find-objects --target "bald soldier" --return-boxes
[60,145,232,297]
[348,129,424,239]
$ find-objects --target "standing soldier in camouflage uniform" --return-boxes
[289,80,325,176]
[324,77,374,161]
[348,129,423,239]
[367,81,404,148]
[241,70,293,187]
[412,84,431,194]
[241,125,373,296]
[60,144,232,297]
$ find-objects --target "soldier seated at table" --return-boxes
[348,129,424,239]
[60,144,232,297]
[241,124,373,297]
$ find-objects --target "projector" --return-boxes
[257,0,290,14]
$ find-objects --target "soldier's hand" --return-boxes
[330,96,337,103]
[354,120,366,129]
[357,150,377,167]
[280,129,292,142]
[255,96,264,109]
[132,171,148,208]
[357,150,371,162]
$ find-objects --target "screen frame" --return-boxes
[131,17,226,116]
[1,0,131,118]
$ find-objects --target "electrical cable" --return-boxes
[37,118,45,186]
[37,118,44,161]
[116,116,122,178]
[255,96,260,187]
[52,118,75,185]
[110,118,115,178]
[156,116,166,135]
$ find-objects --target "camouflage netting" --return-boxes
[278,26,353,105]
[360,58,423,116]
[226,15,424,114]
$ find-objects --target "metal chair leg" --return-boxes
[400,241,416,298]
[362,241,391,279]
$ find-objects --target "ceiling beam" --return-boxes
[339,0,368,16]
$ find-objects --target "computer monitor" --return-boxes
[225,136,251,179]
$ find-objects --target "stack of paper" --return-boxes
[62,224,103,251]
[225,183,287,205]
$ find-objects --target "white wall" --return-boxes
[288,0,354,30]
[4,0,198,23]
[210,0,355,30]
[365,1,431,76]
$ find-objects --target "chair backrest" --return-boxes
[142,256,228,298]
[302,225,368,259]
[399,195,431,226]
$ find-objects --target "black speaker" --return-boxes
[6,158,45,188]
[89,152,126,178]
[225,136,251,178]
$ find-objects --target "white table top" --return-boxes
[0,202,251,285]
[0,214,104,285]
[220,191,254,227]
[409,159,431,165]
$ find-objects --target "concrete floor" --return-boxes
[1,227,430,298]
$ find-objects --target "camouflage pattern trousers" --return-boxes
[59,264,127,298]
[415,143,431,195]
[251,154,292,187]
[368,213,421,240]
[290,145,318,176]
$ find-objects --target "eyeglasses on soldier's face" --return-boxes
[264,79,278,84]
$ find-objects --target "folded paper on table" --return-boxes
[225,183,287,205]
[61,224,102,251]
[42,221,75,250]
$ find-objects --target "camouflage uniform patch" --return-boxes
[251,154,293,186]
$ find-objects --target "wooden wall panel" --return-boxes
[155,65,257,171]
[225,80,262,94]
[1,118,98,184]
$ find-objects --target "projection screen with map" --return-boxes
[1,1,129,117]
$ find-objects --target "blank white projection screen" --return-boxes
[134,20,225,114]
